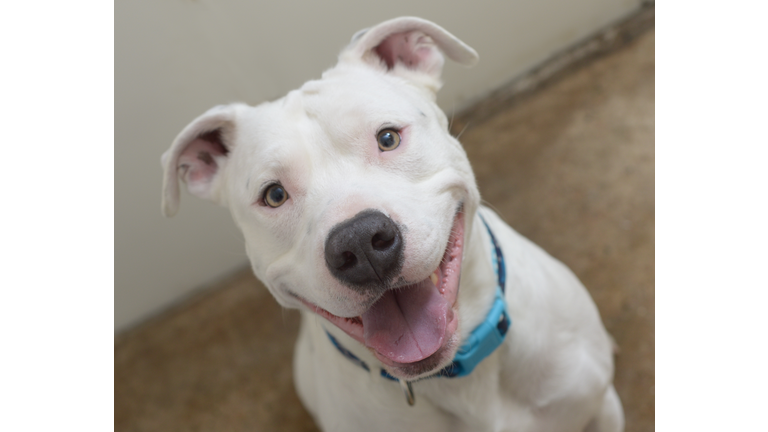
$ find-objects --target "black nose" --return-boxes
[324,209,404,290]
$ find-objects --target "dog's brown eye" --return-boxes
[377,129,401,151]
[264,184,289,208]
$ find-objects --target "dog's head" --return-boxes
[161,17,480,379]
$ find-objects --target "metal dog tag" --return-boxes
[399,379,415,406]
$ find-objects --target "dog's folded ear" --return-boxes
[160,103,245,217]
[340,17,478,91]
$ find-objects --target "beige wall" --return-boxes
[115,0,640,331]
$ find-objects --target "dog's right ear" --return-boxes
[161,103,245,217]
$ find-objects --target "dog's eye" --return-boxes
[263,184,289,208]
[377,129,401,151]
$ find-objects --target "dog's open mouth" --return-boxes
[303,209,465,376]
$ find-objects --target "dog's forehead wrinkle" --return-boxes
[300,79,323,95]
[284,89,304,108]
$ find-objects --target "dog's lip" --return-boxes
[296,268,456,349]
[297,207,465,375]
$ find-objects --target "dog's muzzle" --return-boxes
[324,209,404,291]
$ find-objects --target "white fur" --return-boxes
[161,17,623,432]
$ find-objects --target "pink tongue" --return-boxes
[361,279,449,364]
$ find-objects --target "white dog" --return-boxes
[161,17,624,432]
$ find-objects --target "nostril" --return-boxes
[371,232,395,251]
[337,251,357,271]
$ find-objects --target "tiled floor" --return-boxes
[116,25,654,432]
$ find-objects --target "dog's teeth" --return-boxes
[430,272,438,286]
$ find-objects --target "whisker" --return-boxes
[455,121,470,140]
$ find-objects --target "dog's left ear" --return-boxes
[340,17,478,91]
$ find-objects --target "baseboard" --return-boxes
[452,3,655,132]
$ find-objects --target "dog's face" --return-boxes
[161,17,480,379]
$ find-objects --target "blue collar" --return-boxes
[325,213,510,382]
